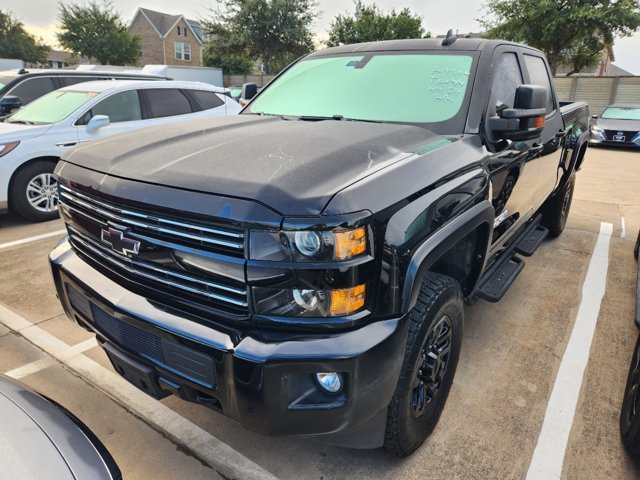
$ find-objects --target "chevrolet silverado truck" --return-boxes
[49,36,589,457]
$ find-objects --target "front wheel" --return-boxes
[384,273,464,457]
[10,161,59,222]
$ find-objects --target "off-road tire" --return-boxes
[10,161,59,222]
[621,334,640,458]
[541,175,575,238]
[383,273,464,457]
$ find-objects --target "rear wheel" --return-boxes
[541,175,575,238]
[384,273,463,457]
[621,334,640,458]
[10,161,59,222]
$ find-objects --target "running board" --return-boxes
[474,215,546,303]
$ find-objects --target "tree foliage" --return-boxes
[203,43,254,75]
[480,0,640,76]
[202,0,317,74]
[0,10,50,64]
[57,0,141,65]
[326,1,426,47]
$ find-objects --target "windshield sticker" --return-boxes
[428,66,470,103]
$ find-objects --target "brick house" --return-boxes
[129,7,204,66]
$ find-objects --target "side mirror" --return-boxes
[85,114,110,133]
[0,96,22,115]
[488,84,548,141]
[241,83,258,102]
[591,114,598,120]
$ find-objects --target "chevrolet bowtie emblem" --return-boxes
[101,227,140,256]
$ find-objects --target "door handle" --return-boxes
[555,129,568,138]
[530,143,544,155]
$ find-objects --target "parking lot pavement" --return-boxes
[0,146,638,480]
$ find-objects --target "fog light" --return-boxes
[315,372,343,394]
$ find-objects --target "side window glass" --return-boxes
[188,90,224,110]
[83,90,142,124]
[8,77,56,105]
[489,52,523,117]
[145,89,192,118]
[523,54,555,113]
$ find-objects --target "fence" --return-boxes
[224,74,275,87]
[553,76,640,116]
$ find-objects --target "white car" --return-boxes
[0,80,241,221]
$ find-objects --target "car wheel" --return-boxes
[383,273,463,457]
[10,161,59,222]
[621,334,640,458]
[542,175,575,238]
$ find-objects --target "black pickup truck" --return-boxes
[50,37,589,456]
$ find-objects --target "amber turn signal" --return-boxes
[329,284,366,316]
[334,227,367,260]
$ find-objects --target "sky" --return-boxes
[6,0,640,74]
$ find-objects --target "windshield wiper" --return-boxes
[297,115,383,123]
[6,119,34,125]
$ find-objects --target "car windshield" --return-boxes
[247,52,475,130]
[601,107,640,121]
[6,89,97,125]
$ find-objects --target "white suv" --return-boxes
[0,80,241,221]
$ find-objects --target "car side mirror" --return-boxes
[591,114,598,119]
[488,84,548,141]
[0,96,22,115]
[85,114,110,133]
[241,83,258,102]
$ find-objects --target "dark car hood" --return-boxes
[64,115,443,216]
[594,118,640,131]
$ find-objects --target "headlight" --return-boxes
[0,141,19,157]
[591,126,604,133]
[253,284,366,317]
[250,226,368,262]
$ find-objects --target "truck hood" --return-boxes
[0,121,52,141]
[63,115,443,215]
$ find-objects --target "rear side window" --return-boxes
[188,90,224,110]
[489,52,523,116]
[7,77,56,105]
[59,76,106,87]
[144,89,193,118]
[524,54,555,112]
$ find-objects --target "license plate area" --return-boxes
[613,135,626,142]
[103,341,170,399]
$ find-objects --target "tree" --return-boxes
[203,43,254,75]
[57,1,141,65]
[326,1,426,47]
[480,0,640,76]
[202,0,317,74]
[0,10,50,64]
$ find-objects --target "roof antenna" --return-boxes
[442,29,458,46]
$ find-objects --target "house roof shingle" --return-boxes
[138,7,204,43]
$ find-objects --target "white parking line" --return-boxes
[0,229,67,251]
[526,222,613,480]
[0,303,278,480]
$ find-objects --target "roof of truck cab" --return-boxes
[59,79,227,93]
[309,38,539,57]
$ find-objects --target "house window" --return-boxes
[177,26,187,37]
[174,41,191,61]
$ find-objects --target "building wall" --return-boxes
[163,18,203,67]
[554,76,640,115]
[130,14,165,65]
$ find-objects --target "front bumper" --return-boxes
[50,237,409,447]
[590,130,640,147]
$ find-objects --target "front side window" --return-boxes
[489,52,523,116]
[175,41,191,61]
[77,90,142,125]
[247,53,475,127]
[523,54,555,112]
[188,89,224,110]
[601,107,640,120]
[7,90,97,125]
[7,77,56,105]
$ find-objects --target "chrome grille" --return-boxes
[59,184,245,254]
[59,184,249,317]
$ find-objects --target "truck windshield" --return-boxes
[248,52,475,128]
[6,89,97,125]
[601,107,640,121]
